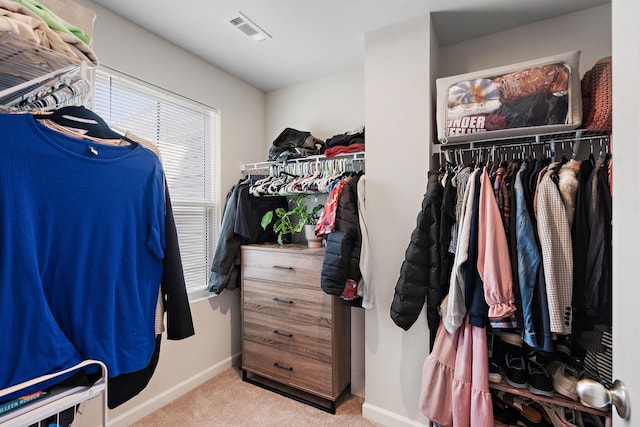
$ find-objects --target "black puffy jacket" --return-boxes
[390,172,445,345]
[321,173,362,296]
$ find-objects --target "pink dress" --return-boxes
[419,316,493,427]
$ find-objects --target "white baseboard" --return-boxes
[107,352,241,427]
[362,402,429,427]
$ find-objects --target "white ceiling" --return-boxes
[91,0,610,92]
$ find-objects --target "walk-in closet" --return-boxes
[2,1,637,427]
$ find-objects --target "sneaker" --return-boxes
[556,336,573,356]
[527,361,555,397]
[489,358,502,383]
[504,352,528,389]
[546,361,579,401]
[578,368,602,383]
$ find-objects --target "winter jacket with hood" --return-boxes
[390,172,445,346]
[320,173,363,297]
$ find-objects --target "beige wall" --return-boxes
[265,69,365,150]
[438,5,611,79]
[73,1,266,425]
[363,15,433,426]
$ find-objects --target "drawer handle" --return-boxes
[273,362,293,371]
[273,330,293,338]
[272,265,294,270]
[273,297,293,304]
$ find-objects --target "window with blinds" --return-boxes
[93,67,218,294]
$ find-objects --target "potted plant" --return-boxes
[261,193,324,246]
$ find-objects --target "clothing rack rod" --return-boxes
[434,131,610,153]
[442,135,609,154]
[240,151,365,174]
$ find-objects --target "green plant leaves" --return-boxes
[260,194,324,244]
[260,210,274,229]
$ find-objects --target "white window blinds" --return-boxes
[93,67,218,293]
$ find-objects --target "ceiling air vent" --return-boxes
[228,12,272,42]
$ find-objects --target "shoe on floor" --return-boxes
[494,329,524,347]
[493,396,519,425]
[531,401,554,425]
[504,352,528,389]
[546,360,579,401]
[578,412,604,427]
[495,391,543,424]
[527,361,554,397]
[489,358,502,383]
[539,402,580,427]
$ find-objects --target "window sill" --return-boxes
[187,288,218,303]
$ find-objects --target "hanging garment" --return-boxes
[514,163,542,347]
[449,166,471,254]
[439,172,457,321]
[465,169,490,327]
[557,159,581,230]
[390,172,444,340]
[506,160,523,330]
[32,114,195,408]
[537,162,574,335]
[584,156,612,325]
[356,175,374,309]
[444,168,479,333]
[36,120,195,341]
[321,173,363,299]
[419,317,493,427]
[208,181,287,294]
[571,157,595,336]
[316,176,350,238]
[0,113,165,392]
[477,167,516,322]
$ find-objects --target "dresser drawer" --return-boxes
[243,278,333,327]
[243,310,332,363]
[241,246,323,288]
[242,340,333,398]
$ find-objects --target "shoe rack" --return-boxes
[489,380,612,426]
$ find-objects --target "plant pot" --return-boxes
[304,224,322,248]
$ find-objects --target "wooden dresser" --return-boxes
[240,243,351,413]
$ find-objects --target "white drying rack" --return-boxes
[0,360,108,427]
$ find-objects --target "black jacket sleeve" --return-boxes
[390,173,443,331]
[162,187,195,340]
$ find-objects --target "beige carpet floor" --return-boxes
[131,367,383,426]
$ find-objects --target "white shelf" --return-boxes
[241,151,365,174]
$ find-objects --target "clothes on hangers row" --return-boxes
[390,144,612,425]
[249,157,363,197]
[392,149,612,347]
[0,110,194,408]
[208,178,288,294]
[11,77,90,110]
